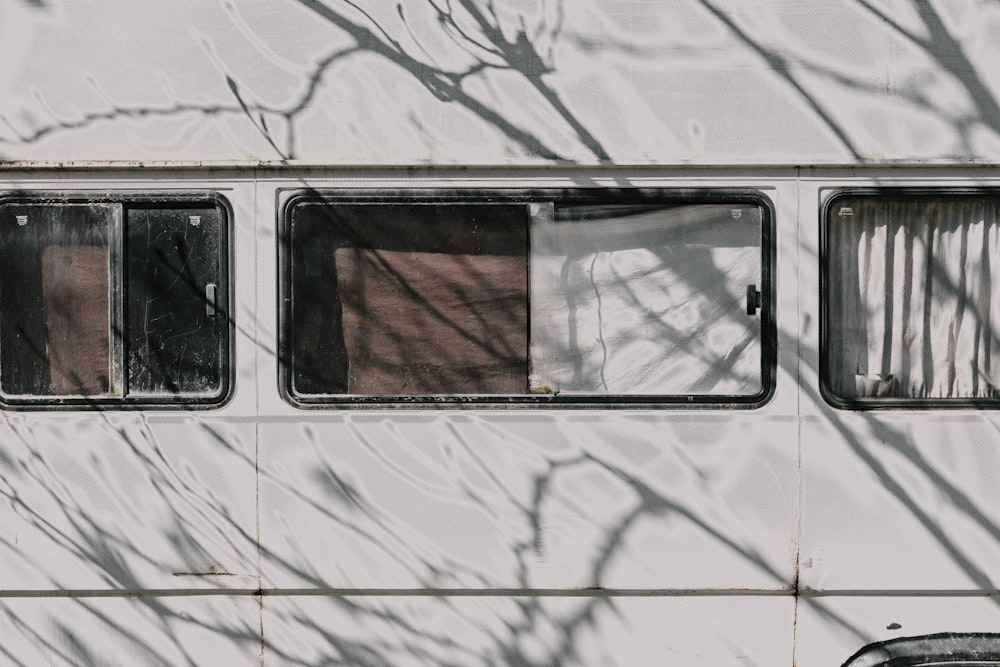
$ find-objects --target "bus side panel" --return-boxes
[0,415,258,591]
[796,174,1000,665]
[0,175,260,594]
[0,596,261,665]
[800,414,1000,592]
[1,2,996,167]
[795,596,1000,667]
[261,595,795,666]
[797,175,1000,594]
[258,414,798,591]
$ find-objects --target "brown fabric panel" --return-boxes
[335,247,528,394]
[41,246,111,395]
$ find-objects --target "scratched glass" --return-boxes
[0,199,228,405]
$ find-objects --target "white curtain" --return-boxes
[828,199,1000,399]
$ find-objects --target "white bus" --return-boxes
[0,1,999,665]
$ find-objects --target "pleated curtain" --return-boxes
[827,198,1000,399]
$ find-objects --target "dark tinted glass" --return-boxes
[0,203,116,397]
[126,206,225,396]
[0,196,229,406]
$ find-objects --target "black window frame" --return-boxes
[279,188,776,409]
[821,188,1000,410]
[0,191,234,410]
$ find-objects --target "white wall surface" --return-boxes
[0,0,998,165]
[261,595,795,665]
[0,0,999,663]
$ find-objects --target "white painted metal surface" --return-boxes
[0,0,997,664]
[0,0,998,166]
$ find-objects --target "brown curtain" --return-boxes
[335,247,528,394]
[41,245,111,395]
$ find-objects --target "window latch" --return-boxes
[206,283,217,318]
[746,284,761,316]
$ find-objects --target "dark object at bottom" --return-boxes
[842,633,1000,667]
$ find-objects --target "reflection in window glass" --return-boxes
[826,193,1000,403]
[531,204,763,395]
[284,194,770,405]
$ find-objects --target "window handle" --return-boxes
[206,283,217,318]
[746,284,761,316]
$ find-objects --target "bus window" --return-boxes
[531,202,763,397]
[0,195,231,408]
[281,191,774,407]
[823,190,1000,408]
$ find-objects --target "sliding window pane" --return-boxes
[530,203,763,396]
[126,207,226,397]
[0,203,118,397]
